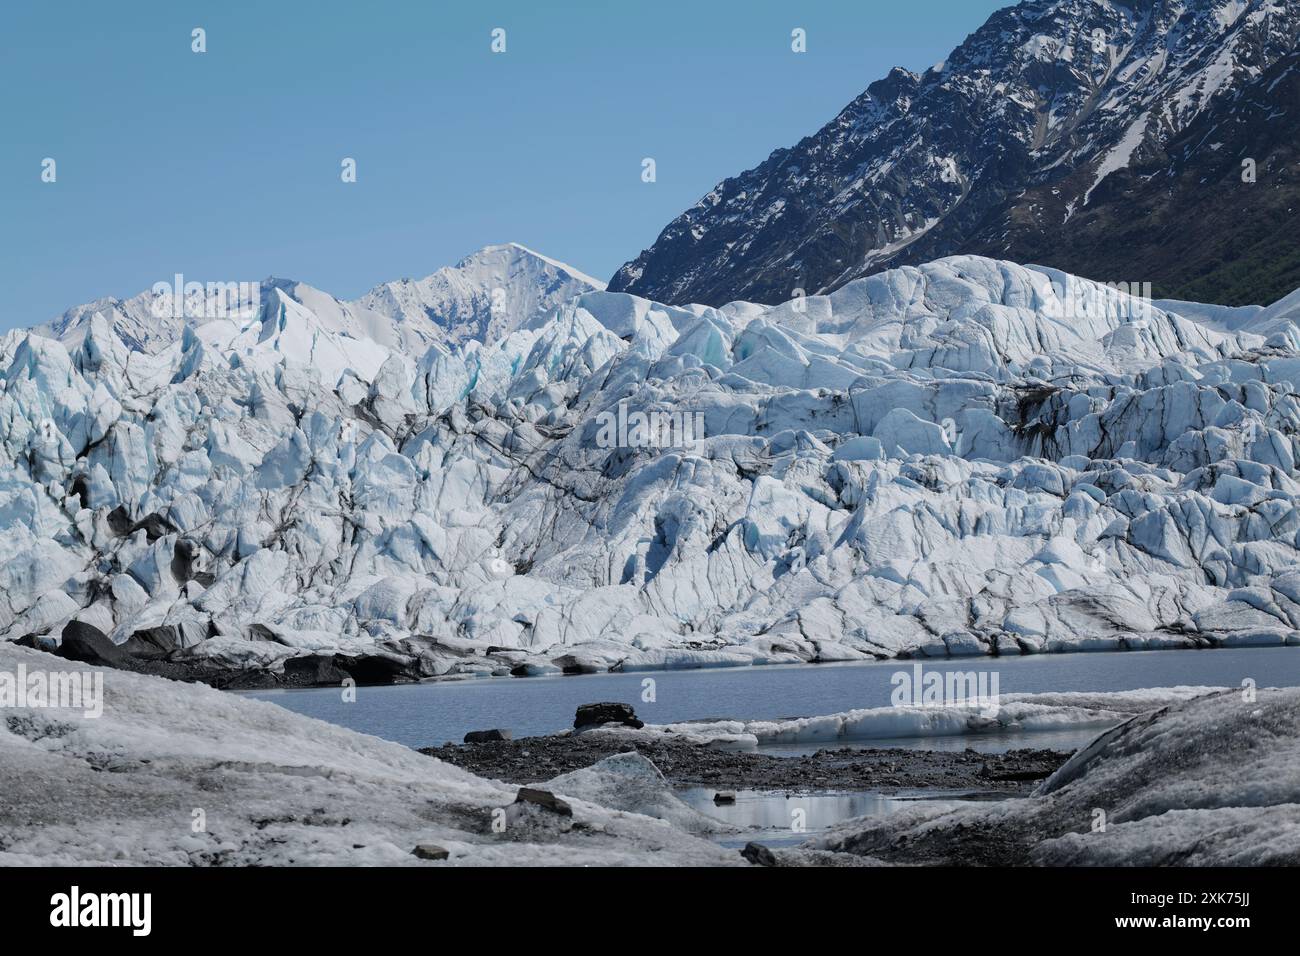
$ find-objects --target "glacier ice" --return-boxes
[811,686,1300,866]
[6,251,1300,682]
[0,642,735,866]
[568,687,1218,751]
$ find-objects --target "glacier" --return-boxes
[6,248,1300,684]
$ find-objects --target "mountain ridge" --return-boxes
[609,0,1300,308]
[32,243,603,356]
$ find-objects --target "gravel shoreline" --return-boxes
[421,733,1072,793]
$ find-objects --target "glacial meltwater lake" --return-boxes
[244,646,1300,753]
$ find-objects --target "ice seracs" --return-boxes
[5,250,1300,682]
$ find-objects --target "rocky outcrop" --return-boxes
[575,703,644,730]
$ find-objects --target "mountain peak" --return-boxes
[452,241,607,291]
[351,242,604,347]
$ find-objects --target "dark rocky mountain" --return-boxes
[610,0,1300,307]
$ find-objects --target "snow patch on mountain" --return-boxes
[1083,112,1149,206]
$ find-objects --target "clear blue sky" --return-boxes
[0,0,1009,329]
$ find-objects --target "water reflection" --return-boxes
[677,786,995,848]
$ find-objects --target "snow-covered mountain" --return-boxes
[610,0,1300,307]
[7,249,1300,684]
[33,243,603,356]
[353,242,606,347]
[38,287,215,355]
